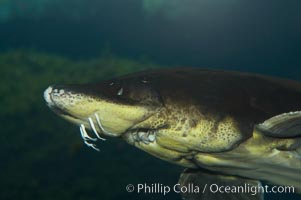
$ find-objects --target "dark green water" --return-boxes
[0,1,300,200]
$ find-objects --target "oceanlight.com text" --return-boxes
[125,183,295,196]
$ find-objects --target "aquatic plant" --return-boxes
[0,50,181,200]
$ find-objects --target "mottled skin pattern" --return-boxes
[120,69,301,190]
[45,68,301,191]
[120,68,301,152]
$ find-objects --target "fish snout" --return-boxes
[44,85,71,107]
[43,85,88,118]
[44,86,53,105]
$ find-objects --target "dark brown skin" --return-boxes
[116,68,301,133]
[52,68,301,124]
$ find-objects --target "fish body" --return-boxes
[44,68,301,194]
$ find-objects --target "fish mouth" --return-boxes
[122,124,170,148]
[123,128,158,145]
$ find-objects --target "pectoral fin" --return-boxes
[256,111,301,138]
[178,169,263,200]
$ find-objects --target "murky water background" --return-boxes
[0,1,300,199]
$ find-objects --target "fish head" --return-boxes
[44,76,163,137]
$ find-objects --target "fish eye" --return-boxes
[106,80,125,96]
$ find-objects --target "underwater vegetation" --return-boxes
[0,50,182,200]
